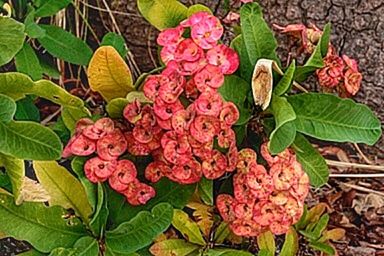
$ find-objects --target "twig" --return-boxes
[41,108,62,125]
[330,173,384,178]
[340,183,384,197]
[293,81,309,92]
[79,0,142,18]
[353,143,373,164]
[326,159,384,172]
[72,1,100,44]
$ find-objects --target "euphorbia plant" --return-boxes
[0,1,382,256]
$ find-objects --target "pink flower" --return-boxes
[171,157,202,184]
[316,48,345,88]
[124,180,156,206]
[174,38,204,62]
[207,45,240,74]
[83,118,114,140]
[216,194,236,222]
[125,132,151,156]
[123,100,142,124]
[97,129,127,161]
[342,55,362,96]
[108,160,137,192]
[171,105,196,135]
[62,134,96,158]
[84,157,117,183]
[143,75,162,101]
[194,64,224,92]
[223,11,240,24]
[220,102,240,127]
[217,126,236,149]
[190,13,223,49]
[195,91,223,117]
[202,150,227,179]
[190,115,220,143]
[145,161,171,183]
[157,26,184,46]
[180,12,210,28]
[153,98,184,121]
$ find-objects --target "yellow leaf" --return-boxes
[172,209,206,246]
[88,46,134,101]
[306,203,328,224]
[187,202,214,237]
[150,239,200,256]
[321,228,346,241]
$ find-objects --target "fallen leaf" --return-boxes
[88,46,134,101]
[16,177,50,205]
[352,193,384,215]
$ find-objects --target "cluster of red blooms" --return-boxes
[130,11,241,185]
[274,23,362,97]
[62,11,241,205]
[216,143,309,236]
[62,117,155,205]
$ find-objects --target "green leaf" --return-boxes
[0,17,26,66]
[90,184,109,236]
[33,161,93,224]
[204,249,253,256]
[198,177,213,206]
[18,249,45,255]
[106,98,129,119]
[280,227,299,256]
[137,0,188,30]
[0,193,87,253]
[61,106,91,132]
[40,60,60,79]
[274,60,296,96]
[230,35,253,82]
[268,95,296,154]
[288,93,382,145]
[24,10,46,39]
[219,75,251,126]
[214,222,231,244]
[295,24,331,82]
[187,4,212,16]
[32,80,85,108]
[0,153,24,204]
[240,3,279,81]
[309,241,335,255]
[108,178,195,227]
[258,250,272,256]
[15,96,40,122]
[101,32,128,58]
[49,248,76,256]
[172,209,206,245]
[292,133,329,187]
[15,43,43,81]
[71,157,97,209]
[0,94,16,123]
[73,236,100,256]
[257,231,275,256]
[105,203,173,254]
[0,121,62,160]
[300,214,329,241]
[52,116,70,143]
[34,0,72,17]
[150,239,200,256]
[38,25,93,65]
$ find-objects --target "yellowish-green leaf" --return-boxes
[106,98,129,119]
[172,209,206,246]
[0,153,23,204]
[319,228,345,242]
[0,72,34,100]
[187,4,212,16]
[257,231,275,255]
[33,161,93,224]
[126,91,152,103]
[150,239,200,256]
[88,46,134,102]
[280,227,299,256]
[137,0,188,31]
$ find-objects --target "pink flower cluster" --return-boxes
[121,11,240,185]
[316,47,362,96]
[274,23,362,97]
[62,117,155,206]
[216,144,309,236]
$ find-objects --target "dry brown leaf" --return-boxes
[88,46,134,101]
[352,193,384,215]
[187,202,214,237]
[251,59,274,110]
[16,177,50,205]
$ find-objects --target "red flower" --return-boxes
[97,129,127,161]
[342,55,362,96]
[85,157,117,183]
[206,45,239,74]
[194,64,224,92]
[109,160,137,192]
